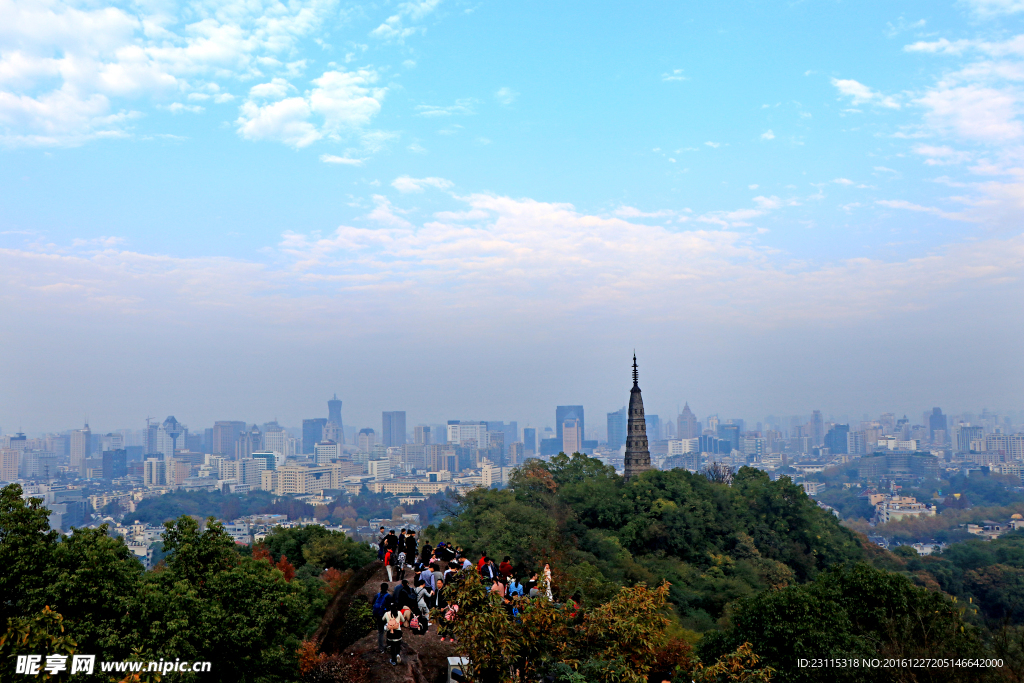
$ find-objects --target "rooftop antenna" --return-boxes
[632,351,638,386]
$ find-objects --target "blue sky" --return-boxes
[1,0,1023,434]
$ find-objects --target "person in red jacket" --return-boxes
[498,556,514,579]
[477,552,488,570]
[384,548,394,582]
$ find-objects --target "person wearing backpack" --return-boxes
[383,603,404,665]
[372,582,394,653]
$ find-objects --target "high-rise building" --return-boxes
[262,423,287,456]
[677,404,698,439]
[358,428,376,452]
[414,425,432,445]
[646,414,661,442]
[556,406,584,444]
[607,408,627,450]
[0,449,19,482]
[929,408,948,444]
[144,458,166,487]
[508,441,524,465]
[623,355,652,481]
[102,449,127,480]
[446,421,489,446]
[328,394,343,428]
[956,425,983,452]
[303,418,327,454]
[235,424,261,459]
[811,410,824,446]
[562,418,582,455]
[314,441,339,465]
[212,421,247,456]
[70,424,91,476]
[523,428,536,455]
[824,425,850,455]
[717,424,740,453]
[382,411,407,448]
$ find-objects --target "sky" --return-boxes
[1,0,1023,436]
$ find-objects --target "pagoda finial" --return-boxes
[632,352,638,386]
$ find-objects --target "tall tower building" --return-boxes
[556,406,584,444]
[562,418,582,455]
[811,410,824,446]
[382,411,407,448]
[303,418,327,455]
[606,408,626,450]
[677,403,698,439]
[328,394,343,426]
[623,355,651,481]
[70,423,91,476]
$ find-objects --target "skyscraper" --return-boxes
[623,355,651,481]
[811,410,824,446]
[303,418,327,455]
[358,428,376,452]
[556,405,584,444]
[328,394,343,426]
[607,408,627,450]
[929,408,948,443]
[562,418,582,455]
[382,411,407,448]
[212,421,246,456]
[414,425,432,445]
[717,424,740,453]
[677,403,698,439]
[102,449,127,480]
[70,423,91,476]
[523,427,536,455]
[326,394,345,445]
[824,424,850,454]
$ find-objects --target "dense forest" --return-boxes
[428,454,1024,681]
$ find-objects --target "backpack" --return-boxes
[409,615,420,630]
[373,592,389,618]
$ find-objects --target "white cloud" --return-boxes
[748,184,759,189]
[876,199,967,220]
[391,175,453,193]
[235,68,384,148]
[236,96,320,147]
[831,78,901,109]
[0,0,345,146]
[917,83,1024,142]
[761,129,775,140]
[613,206,676,218]
[912,144,973,165]
[661,69,687,82]
[704,141,720,148]
[965,0,1024,17]
[415,98,476,117]
[833,178,855,185]
[320,154,363,165]
[494,87,518,105]
[370,0,442,41]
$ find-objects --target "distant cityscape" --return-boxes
[3,381,1023,557]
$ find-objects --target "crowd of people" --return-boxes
[370,527,562,666]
